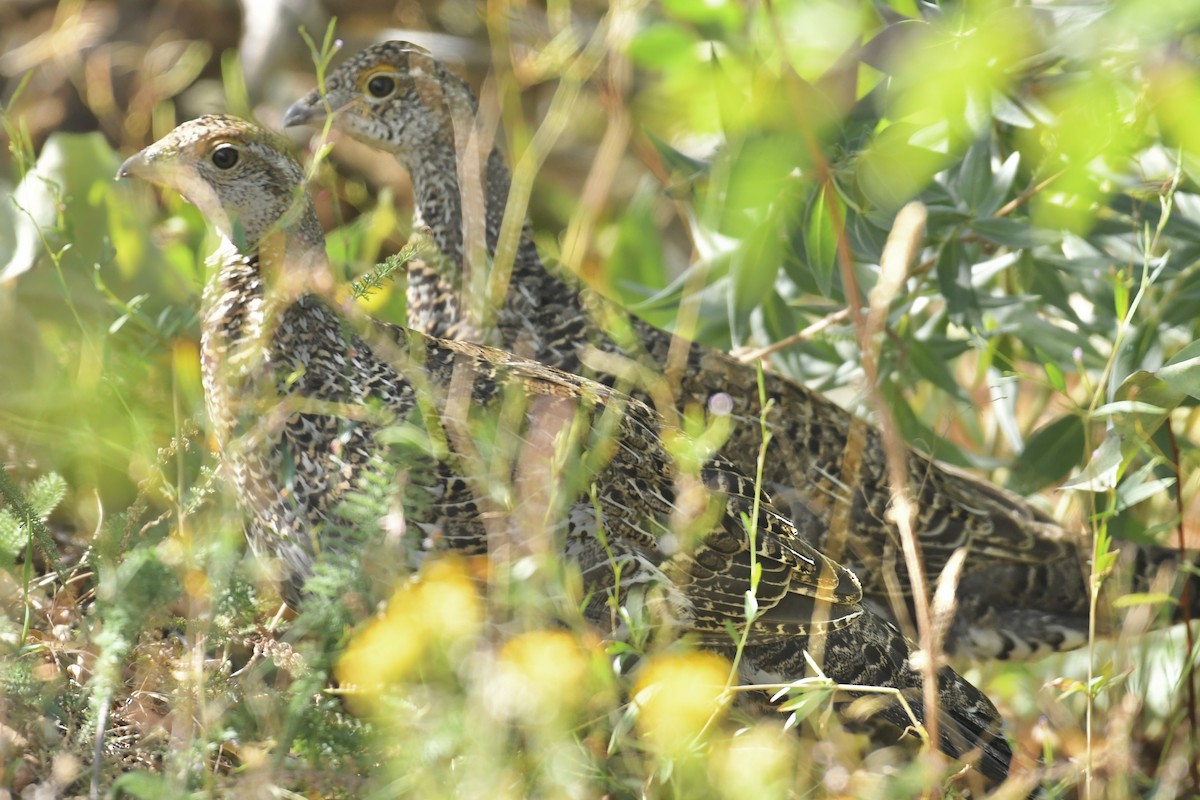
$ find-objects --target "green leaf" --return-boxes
[957,138,993,212]
[879,0,921,18]
[907,339,969,400]
[858,132,950,213]
[628,23,697,69]
[26,472,66,518]
[721,136,806,225]
[1007,414,1085,494]
[970,217,1062,249]
[935,239,979,325]
[663,0,744,30]
[979,152,1020,217]
[1115,466,1175,513]
[1113,271,1130,319]
[1112,592,1178,609]
[759,292,803,350]
[606,191,670,312]
[881,382,970,467]
[111,771,173,798]
[730,212,785,320]
[1090,400,1168,417]
[1117,370,1186,409]
[776,682,836,723]
[1060,432,1123,492]
[0,509,27,565]
[608,701,640,755]
[220,49,253,121]
[804,186,840,296]
[1113,479,1180,515]
[1043,360,1067,393]
[1158,350,1200,401]
[645,130,709,181]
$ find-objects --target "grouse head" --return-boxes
[117,114,322,255]
[282,41,477,161]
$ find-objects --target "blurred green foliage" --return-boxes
[611,0,1200,538]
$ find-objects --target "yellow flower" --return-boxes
[336,559,482,711]
[710,724,797,800]
[633,651,731,754]
[498,630,591,721]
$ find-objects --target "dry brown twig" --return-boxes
[857,201,947,766]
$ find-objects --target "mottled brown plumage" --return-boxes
[118,115,1012,782]
[284,41,1197,660]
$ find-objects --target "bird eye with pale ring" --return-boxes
[366,74,397,99]
[211,145,240,169]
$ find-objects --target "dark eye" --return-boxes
[367,74,396,99]
[211,145,239,169]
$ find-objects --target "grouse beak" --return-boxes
[115,147,180,191]
[116,150,151,181]
[282,97,323,128]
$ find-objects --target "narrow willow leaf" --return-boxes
[1007,414,1085,494]
[1043,360,1067,393]
[1115,474,1175,513]
[1091,400,1168,417]
[908,339,969,400]
[1114,273,1129,319]
[1118,370,1185,409]
[970,217,1062,248]
[935,239,978,324]
[1158,352,1200,401]
[979,151,1020,217]
[804,186,840,296]
[1112,592,1178,609]
[1061,433,1123,491]
[957,137,993,212]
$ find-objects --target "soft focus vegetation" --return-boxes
[2,0,1199,797]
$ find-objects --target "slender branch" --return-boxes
[993,168,1067,219]
[736,308,851,364]
[858,201,942,763]
[1165,417,1200,795]
[559,54,633,277]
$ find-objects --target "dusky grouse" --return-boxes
[284,41,1197,661]
[117,114,1013,782]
